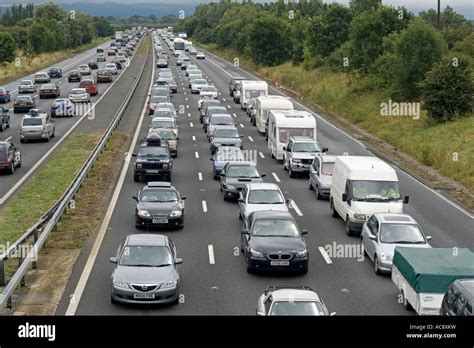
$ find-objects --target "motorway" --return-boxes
[0,39,146,205]
[56,35,473,315]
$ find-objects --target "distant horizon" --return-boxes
[0,0,472,19]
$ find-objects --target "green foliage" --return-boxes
[421,53,473,122]
[349,0,381,13]
[0,32,16,63]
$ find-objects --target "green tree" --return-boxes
[248,15,292,66]
[350,0,381,13]
[421,54,473,122]
[0,32,16,63]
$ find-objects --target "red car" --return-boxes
[107,50,116,56]
[79,79,98,96]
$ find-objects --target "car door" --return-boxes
[10,144,20,166]
[46,115,54,134]
[238,186,248,219]
[363,216,378,260]
[284,140,292,166]
[310,157,319,188]
[241,214,252,254]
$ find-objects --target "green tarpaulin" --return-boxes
[393,247,474,293]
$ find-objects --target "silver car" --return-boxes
[309,153,336,200]
[361,213,432,275]
[68,88,90,103]
[110,234,182,305]
[78,64,91,75]
[238,183,289,221]
[283,136,327,177]
[34,72,50,84]
[104,63,118,75]
[18,80,36,94]
[191,79,207,93]
[19,109,55,143]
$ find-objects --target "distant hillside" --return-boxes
[57,2,196,19]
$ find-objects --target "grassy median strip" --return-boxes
[0,37,109,86]
[136,33,151,54]
[200,43,474,207]
[0,133,101,246]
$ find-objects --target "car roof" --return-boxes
[246,183,280,190]
[251,210,294,220]
[126,233,168,246]
[270,289,321,302]
[374,213,417,224]
[213,125,238,131]
[227,161,256,167]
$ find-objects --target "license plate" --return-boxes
[133,293,155,299]
[270,260,289,266]
[146,170,159,173]
[153,219,168,224]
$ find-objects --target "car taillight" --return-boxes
[0,92,4,96]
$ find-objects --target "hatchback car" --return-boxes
[191,79,208,94]
[39,83,60,99]
[79,79,98,96]
[220,161,265,201]
[97,53,106,62]
[148,95,170,115]
[107,49,116,56]
[78,64,92,75]
[18,80,36,94]
[13,95,36,113]
[88,60,99,69]
[48,66,63,78]
[133,182,185,229]
[238,183,289,221]
[157,59,168,68]
[96,69,113,83]
[69,88,90,103]
[241,211,309,274]
[0,141,21,174]
[110,233,182,304]
[309,154,336,200]
[34,72,50,84]
[210,126,243,154]
[0,88,12,103]
[104,63,118,75]
[51,98,75,117]
[68,70,81,82]
[361,213,432,274]
[207,114,234,140]
[0,107,10,131]
[19,109,55,143]
[150,117,178,138]
[210,147,246,180]
[196,52,205,59]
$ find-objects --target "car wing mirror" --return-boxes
[181,196,187,200]
[426,236,432,241]
[301,229,308,235]
[368,235,377,241]
[175,258,183,265]
[342,193,348,202]
[403,196,409,204]
[261,173,266,178]
[132,195,138,202]
[109,257,118,263]
[282,146,286,151]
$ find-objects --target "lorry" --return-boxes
[330,155,409,235]
[239,80,268,110]
[178,32,187,39]
[267,110,316,161]
[173,38,185,53]
[392,247,474,315]
[115,31,123,41]
[254,95,293,134]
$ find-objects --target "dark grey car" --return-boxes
[210,126,243,154]
[110,234,183,305]
[220,161,265,201]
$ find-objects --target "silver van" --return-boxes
[20,109,55,143]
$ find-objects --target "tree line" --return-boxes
[0,3,114,65]
[176,0,473,122]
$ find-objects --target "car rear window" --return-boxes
[23,118,42,126]
[80,81,93,86]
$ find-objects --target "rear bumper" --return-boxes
[111,285,179,305]
[20,131,49,140]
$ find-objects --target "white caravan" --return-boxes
[267,110,316,160]
[239,80,268,110]
[254,95,294,134]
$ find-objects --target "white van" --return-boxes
[267,110,316,160]
[239,81,268,110]
[329,156,409,236]
[254,96,293,134]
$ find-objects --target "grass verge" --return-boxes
[137,33,151,54]
[0,37,110,86]
[200,43,474,209]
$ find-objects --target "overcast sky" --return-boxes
[0,0,472,19]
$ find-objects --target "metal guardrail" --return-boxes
[0,36,150,309]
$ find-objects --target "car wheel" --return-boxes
[330,199,338,218]
[315,185,322,200]
[361,238,367,256]
[20,139,25,144]
[301,265,309,274]
[374,255,381,275]
[51,129,55,138]
[309,181,314,191]
[238,211,242,220]
[402,290,412,310]
[8,163,14,174]
[17,157,22,168]
[111,296,118,305]
[289,167,295,178]
[133,174,139,182]
[246,257,253,274]
[345,217,352,236]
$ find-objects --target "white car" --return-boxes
[196,52,205,59]
[104,63,118,75]
[156,102,176,114]
[199,85,218,99]
[69,88,90,103]
[18,80,36,94]
[78,64,91,75]
[238,183,289,221]
[191,79,208,94]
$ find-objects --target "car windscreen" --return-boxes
[292,142,321,153]
[156,130,175,140]
[70,90,85,95]
[152,121,175,129]
[16,96,31,102]
[119,246,172,267]
[20,81,31,85]
[150,96,168,103]
[226,165,259,178]
[154,110,175,118]
[201,86,217,93]
[41,84,56,89]
[350,181,401,201]
[270,301,327,316]
[137,146,169,157]
[141,189,178,202]
[247,190,284,204]
[80,81,93,87]
[380,224,426,244]
[214,129,239,138]
[252,219,299,237]
[210,116,233,125]
[193,79,207,85]
[23,118,42,126]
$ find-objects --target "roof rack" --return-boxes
[147,182,171,188]
[264,285,315,295]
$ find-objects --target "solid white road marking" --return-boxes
[208,244,215,264]
[198,172,203,181]
[289,199,303,216]
[195,151,199,158]
[202,200,208,213]
[272,173,281,182]
[319,247,333,264]
[65,44,156,315]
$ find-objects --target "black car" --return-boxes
[241,211,309,274]
[0,141,21,174]
[13,96,35,113]
[220,161,264,201]
[51,98,75,117]
[112,60,123,70]
[440,279,473,316]
[48,66,62,78]
[133,141,172,182]
[87,60,99,70]
[96,47,104,53]
[0,88,12,103]
[0,107,10,131]
[133,182,186,229]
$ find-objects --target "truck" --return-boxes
[115,31,123,41]
[267,110,316,160]
[178,32,187,39]
[173,38,185,53]
[392,247,474,315]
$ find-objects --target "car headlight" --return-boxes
[113,279,129,289]
[381,253,392,262]
[226,184,236,190]
[170,209,182,217]
[161,280,177,289]
[136,163,142,169]
[320,182,331,189]
[137,210,150,217]
[354,213,367,220]
[162,163,169,169]
[250,248,264,258]
[292,159,302,163]
[296,249,307,258]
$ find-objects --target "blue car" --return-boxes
[0,88,11,103]
[50,98,75,117]
[210,146,246,180]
